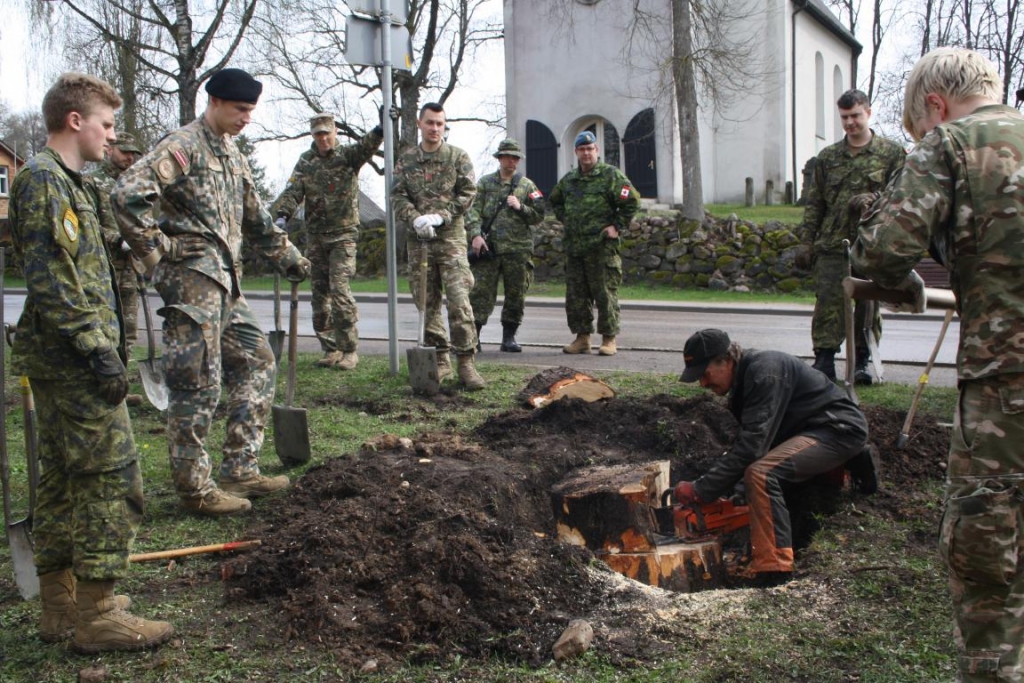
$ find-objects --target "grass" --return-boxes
[706,203,806,225]
[0,350,959,682]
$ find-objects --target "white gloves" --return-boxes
[882,270,927,314]
[274,216,287,229]
[412,214,444,240]
[120,240,133,252]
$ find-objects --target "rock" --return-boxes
[553,619,594,661]
[78,666,109,683]
[638,254,662,269]
[358,659,378,674]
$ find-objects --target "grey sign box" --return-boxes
[344,14,414,71]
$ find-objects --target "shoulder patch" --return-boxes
[62,207,79,242]
[157,158,176,180]
[529,190,543,200]
[619,185,632,200]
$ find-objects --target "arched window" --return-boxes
[833,65,845,141]
[815,52,825,139]
[623,108,656,198]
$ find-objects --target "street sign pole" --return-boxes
[379,0,400,375]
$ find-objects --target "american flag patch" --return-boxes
[529,190,543,200]
[172,148,189,171]
[619,186,631,200]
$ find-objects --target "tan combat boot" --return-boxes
[180,488,252,516]
[336,351,359,370]
[436,351,453,382]
[73,580,173,654]
[456,354,486,391]
[317,350,343,368]
[562,333,591,354]
[598,335,617,356]
[221,474,290,499]
[40,569,132,643]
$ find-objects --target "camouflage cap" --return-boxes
[310,113,337,134]
[493,138,524,159]
[113,131,142,153]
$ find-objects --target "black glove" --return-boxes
[794,244,813,271]
[89,346,129,405]
[848,192,878,216]
[166,234,207,262]
[286,257,311,283]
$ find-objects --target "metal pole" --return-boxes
[379,0,400,374]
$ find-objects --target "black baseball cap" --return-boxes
[680,329,731,382]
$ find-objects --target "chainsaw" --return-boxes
[657,490,750,542]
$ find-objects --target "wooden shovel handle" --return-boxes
[130,539,261,563]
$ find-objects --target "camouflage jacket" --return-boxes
[465,171,545,254]
[798,131,906,254]
[852,104,1024,381]
[8,147,123,379]
[392,142,477,240]
[271,128,384,236]
[85,160,132,265]
[549,161,640,257]
[111,117,303,295]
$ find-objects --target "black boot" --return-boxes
[811,348,837,381]
[854,348,873,386]
[475,322,484,353]
[846,443,881,494]
[500,322,522,352]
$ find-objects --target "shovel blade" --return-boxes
[273,404,310,466]
[406,347,440,395]
[7,523,39,599]
[140,360,169,410]
[268,330,286,364]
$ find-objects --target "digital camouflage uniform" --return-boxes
[272,127,383,354]
[392,142,477,354]
[549,161,640,337]
[799,132,905,355]
[852,104,1024,682]
[86,158,141,359]
[9,147,143,582]
[111,117,305,499]
[466,170,545,327]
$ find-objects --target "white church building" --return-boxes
[503,0,861,205]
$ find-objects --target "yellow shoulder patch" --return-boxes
[62,208,79,242]
[54,201,81,258]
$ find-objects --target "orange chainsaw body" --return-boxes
[673,499,750,540]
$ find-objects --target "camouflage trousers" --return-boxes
[154,268,277,497]
[565,241,622,336]
[470,250,534,326]
[113,258,140,359]
[408,237,477,355]
[811,253,882,353]
[30,377,143,581]
[307,232,359,353]
[942,373,1024,682]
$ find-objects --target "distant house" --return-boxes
[0,140,27,246]
[504,0,861,205]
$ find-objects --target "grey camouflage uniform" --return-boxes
[272,127,383,353]
[799,132,905,353]
[852,104,1024,682]
[466,170,545,326]
[549,161,640,337]
[112,117,304,498]
[392,142,477,354]
[9,147,143,581]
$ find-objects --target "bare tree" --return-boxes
[0,110,48,157]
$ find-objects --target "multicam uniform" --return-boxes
[852,104,1024,682]
[799,133,905,355]
[112,117,304,499]
[272,128,383,355]
[392,142,477,354]
[9,148,143,581]
[549,161,639,337]
[466,171,545,328]
[86,159,140,358]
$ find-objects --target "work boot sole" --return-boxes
[72,622,174,654]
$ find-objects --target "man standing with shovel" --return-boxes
[9,72,173,652]
[112,68,310,517]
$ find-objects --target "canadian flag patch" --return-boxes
[619,186,631,199]
[529,190,543,200]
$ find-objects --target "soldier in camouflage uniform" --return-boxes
[86,132,144,406]
[852,48,1024,682]
[9,72,173,653]
[272,113,383,370]
[112,68,310,517]
[549,131,640,356]
[467,138,545,353]
[392,102,483,390]
[797,90,905,384]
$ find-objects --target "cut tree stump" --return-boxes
[518,367,615,408]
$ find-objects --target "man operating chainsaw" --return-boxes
[674,328,874,585]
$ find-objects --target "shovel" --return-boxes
[842,240,859,406]
[267,273,286,363]
[273,280,311,466]
[406,242,440,395]
[896,308,955,449]
[138,277,169,410]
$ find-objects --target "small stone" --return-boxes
[78,665,109,683]
[553,619,594,661]
[358,658,378,674]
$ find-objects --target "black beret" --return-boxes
[205,68,263,104]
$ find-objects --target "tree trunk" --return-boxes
[672,0,704,220]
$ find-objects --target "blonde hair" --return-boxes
[902,48,1002,138]
[42,72,122,133]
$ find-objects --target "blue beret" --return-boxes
[574,131,597,148]
[205,68,263,104]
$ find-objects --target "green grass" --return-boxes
[706,203,805,225]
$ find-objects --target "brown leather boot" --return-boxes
[436,351,453,382]
[220,474,290,499]
[317,350,343,368]
[562,333,591,354]
[336,351,359,370]
[180,488,252,516]
[40,569,131,643]
[598,335,617,356]
[456,354,486,391]
[73,580,174,653]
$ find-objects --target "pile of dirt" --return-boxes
[226,392,949,670]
